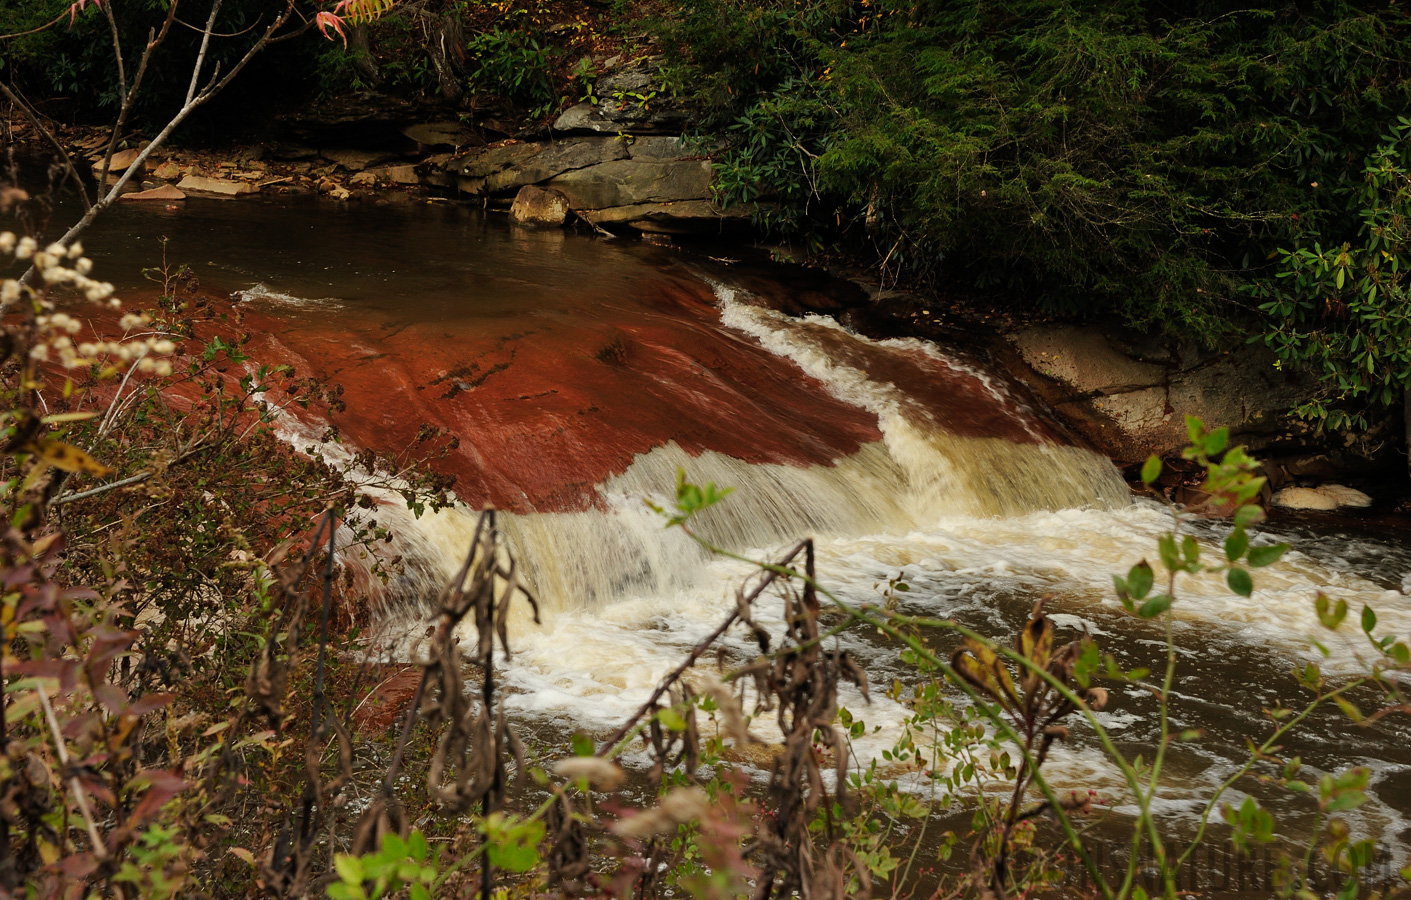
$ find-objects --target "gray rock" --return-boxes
[451,138,630,195]
[598,66,655,96]
[1007,323,1315,463]
[400,121,474,148]
[580,199,753,233]
[383,164,422,185]
[547,159,713,210]
[552,99,691,135]
[510,186,571,227]
[625,136,691,160]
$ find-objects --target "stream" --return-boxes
[62,194,1411,881]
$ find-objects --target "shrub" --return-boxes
[655,1,1411,346]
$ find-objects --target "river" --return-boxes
[67,194,1411,877]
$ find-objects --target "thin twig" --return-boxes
[596,541,808,755]
[36,684,108,860]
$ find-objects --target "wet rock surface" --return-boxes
[1004,323,1315,463]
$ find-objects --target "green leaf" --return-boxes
[1181,535,1200,568]
[1158,533,1179,572]
[1362,605,1377,634]
[1246,544,1288,568]
[334,854,364,885]
[1185,416,1205,445]
[1315,593,1348,630]
[1204,427,1229,456]
[408,831,429,862]
[1140,455,1162,484]
[571,732,594,757]
[1138,594,1172,618]
[657,708,687,731]
[1227,567,1253,597]
[1234,505,1264,528]
[1224,527,1249,562]
[1126,561,1154,600]
[1334,696,1365,724]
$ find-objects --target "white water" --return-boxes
[276,277,1411,848]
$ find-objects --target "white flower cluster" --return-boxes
[29,311,176,375]
[2,233,178,377]
[0,233,115,306]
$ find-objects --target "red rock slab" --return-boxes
[234,274,886,514]
[774,318,1065,446]
[120,184,186,202]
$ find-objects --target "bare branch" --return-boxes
[0,10,69,40]
[185,0,225,107]
[0,81,91,210]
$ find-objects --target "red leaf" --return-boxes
[58,852,100,879]
[127,769,189,825]
[93,683,128,715]
[315,10,347,46]
[75,771,117,807]
[128,693,175,716]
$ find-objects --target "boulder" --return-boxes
[452,138,630,195]
[1272,484,1373,510]
[547,159,713,210]
[120,184,186,201]
[152,160,182,181]
[91,147,144,180]
[176,175,258,196]
[383,164,421,185]
[510,186,571,227]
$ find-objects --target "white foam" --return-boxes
[234,282,341,306]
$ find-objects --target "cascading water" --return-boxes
[323,276,1132,618]
[79,195,1411,856]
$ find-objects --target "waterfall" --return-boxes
[339,278,1130,617]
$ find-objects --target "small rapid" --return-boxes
[73,195,1411,855]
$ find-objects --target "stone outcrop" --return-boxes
[579,199,754,234]
[1004,323,1315,463]
[454,138,630,195]
[552,58,693,135]
[444,133,741,233]
[545,158,712,209]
